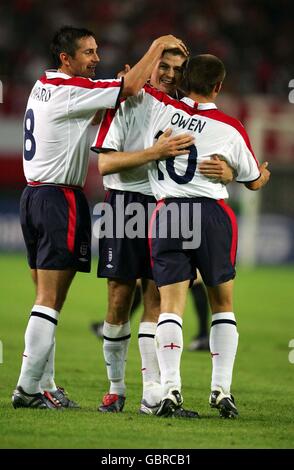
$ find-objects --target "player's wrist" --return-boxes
[145,146,157,162]
[149,40,165,56]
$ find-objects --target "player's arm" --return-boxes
[98,129,194,176]
[229,129,270,190]
[122,35,188,97]
[91,66,131,126]
[244,161,270,190]
[198,155,235,185]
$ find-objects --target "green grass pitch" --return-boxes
[0,254,293,449]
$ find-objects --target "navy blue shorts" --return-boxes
[98,189,156,280]
[150,197,237,287]
[20,185,91,272]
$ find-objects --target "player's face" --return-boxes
[150,52,185,97]
[68,36,100,78]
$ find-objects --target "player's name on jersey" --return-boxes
[31,85,51,103]
[171,112,207,133]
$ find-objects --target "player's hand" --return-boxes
[245,161,270,190]
[259,161,271,186]
[117,64,131,78]
[152,35,189,57]
[198,155,235,184]
[152,129,194,159]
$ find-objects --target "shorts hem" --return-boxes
[33,264,91,273]
[154,275,195,288]
[97,272,153,281]
[204,272,236,288]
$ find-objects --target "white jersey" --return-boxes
[23,70,122,187]
[91,101,153,196]
[100,84,260,200]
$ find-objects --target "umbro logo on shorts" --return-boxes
[80,243,88,256]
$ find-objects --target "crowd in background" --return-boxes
[0,0,293,115]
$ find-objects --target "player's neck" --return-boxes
[57,66,74,77]
[188,92,215,104]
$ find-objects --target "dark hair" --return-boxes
[50,26,95,67]
[162,48,187,59]
[182,54,226,96]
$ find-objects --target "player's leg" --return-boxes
[14,268,76,409]
[156,280,199,418]
[151,199,192,400]
[98,278,135,412]
[39,187,90,408]
[97,190,154,412]
[31,269,37,286]
[157,280,189,396]
[197,199,239,418]
[150,199,199,418]
[138,278,161,414]
[34,269,79,407]
[13,185,90,409]
[128,281,142,318]
[35,268,76,311]
[16,269,75,394]
[91,280,141,339]
[188,274,210,351]
[206,280,239,418]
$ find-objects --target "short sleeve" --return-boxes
[68,77,123,118]
[91,100,130,153]
[232,134,261,183]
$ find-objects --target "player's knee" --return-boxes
[108,302,130,320]
[35,292,65,312]
[106,281,135,321]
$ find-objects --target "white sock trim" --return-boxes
[32,305,59,320]
[139,322,157,335]
[158,313,183,327]
[103,321,131,338]
[211,312,236,322]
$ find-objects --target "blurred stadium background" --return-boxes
[0,0,294,264]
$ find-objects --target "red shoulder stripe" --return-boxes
[39,75,121,90]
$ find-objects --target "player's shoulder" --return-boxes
[37,70,121,90]
[200,107,249,140]
[143,83,179,107]
[215,109,245,132]
[202,108,244,130]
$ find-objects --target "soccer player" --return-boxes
[11,26,189,409]
[93,54,270,418]
[91,50,234,416]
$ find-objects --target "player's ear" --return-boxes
[214,81,222,94]
[59,52,70,67]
